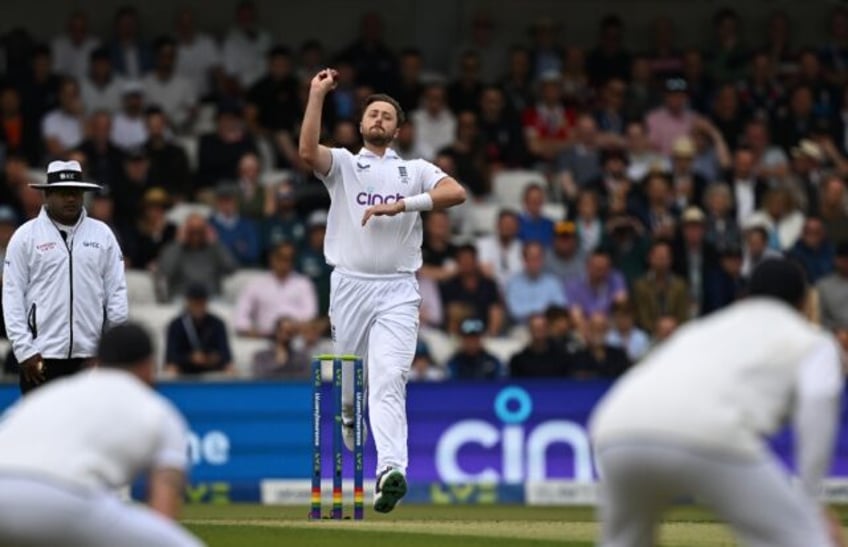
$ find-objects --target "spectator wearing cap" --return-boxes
[704,245,747,311]
[546,220,586,283]
[196,101,258,192]
[51,11,100,81]
[156,213,237,301]
[476,209,523,292]
[570,312,630,379]
[143,106,192,200]
[670,135,711,208]
[785,139,830,214]
[740,217,783,278]
[439,244,504,336]
[251,316,311,379]
[110,81,148,151]
[42,78,84,160]
[602,215,650,286]
[235,241,317,338]
[122,187,176,270]
[209,183,261,266]
[566,248,628,334]
[113,147,152,221]
[78,110,124,189]
[0,86,42,166]
[673,206,720,316]
[247,45,300,134]
[522,70,575,161]
[605,301,650,363]
[816,242,848,329]
[645,76,697,155]
[554,114,603,199]
[509,313,571,378]
[587,15,631,86]
[142,36,197,132]
[411,83,456,162]
[297,210,332,316]
[632,240,691,332]
[80,47,124,115]
[446,318,503,380]
[165,283,233,377]
[409,339,446,382]
[107,6,152,79]
[0,205,18,276]
[518,184,555,248]
[506,241,568,324]
[262,181,306,252]
[788,216,835,283]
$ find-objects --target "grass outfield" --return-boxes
[182,504,848,546]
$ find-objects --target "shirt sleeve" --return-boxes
[1,229,38,361]
[102,228,128,329]
[793,337,844,500]
[313,147,348,187]
[233,281,256,333]
[153,402,189,471]
[416,159,449,192]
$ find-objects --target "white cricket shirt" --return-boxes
[0,370,188,491]
[315,147,447,275]
[591,298,844,459]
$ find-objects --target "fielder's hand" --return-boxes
[20,353,45,385]
[825,508,848,547]
[362,201,405,226]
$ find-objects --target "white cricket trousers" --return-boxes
[0,475,204,547]
[330,269,420,476]
[595,440,831,547]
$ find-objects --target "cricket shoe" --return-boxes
[342,418,368,452]
[373,468,407,513]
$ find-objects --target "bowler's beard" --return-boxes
[362,128,394,147]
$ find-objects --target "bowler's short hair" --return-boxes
[363,94,405,125]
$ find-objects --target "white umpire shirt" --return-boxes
[315,147,448,276]
[2,207,128,362]
[591,298,844,498]
[0,369,188,491]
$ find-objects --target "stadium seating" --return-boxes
[491,170,547,208]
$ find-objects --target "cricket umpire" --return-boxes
[2,160,128,394]
[590,258,847,547]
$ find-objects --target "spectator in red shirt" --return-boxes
[523,70,575,162]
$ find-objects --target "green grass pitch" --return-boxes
[181,504,848,546]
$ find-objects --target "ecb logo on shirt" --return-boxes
[398,166,409,184]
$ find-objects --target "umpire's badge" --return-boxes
[398,166,409,184]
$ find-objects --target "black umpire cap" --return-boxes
[98,323,153,367]
[748,258,807,308]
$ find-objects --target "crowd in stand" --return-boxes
[3,3,848,380]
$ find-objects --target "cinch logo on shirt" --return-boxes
[356,192,404,205]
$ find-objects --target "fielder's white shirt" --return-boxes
[0,370,188,491]
[591,298,844,460]
[316,147,447,275]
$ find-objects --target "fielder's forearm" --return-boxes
[403,178,466,212]
[298,92,326,164]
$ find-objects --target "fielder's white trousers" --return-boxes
[595,440,831,547]
[330,269,420,476]
[0,475,204,547]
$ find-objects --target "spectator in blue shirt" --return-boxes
[209,182,261,266]
[518,183,555,247]
[505,241,568,323]
[788,216,835,283]
[165,283,233,377]
[446,318,503,380]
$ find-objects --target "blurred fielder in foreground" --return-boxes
[0,323,203,547]
[591,258,847,547]
[299,68,466,512]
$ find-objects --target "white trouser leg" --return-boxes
[0,476,204,547]
[596,441,832,547]
[329,271,373,419]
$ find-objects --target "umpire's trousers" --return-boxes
[16,357,87,395]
